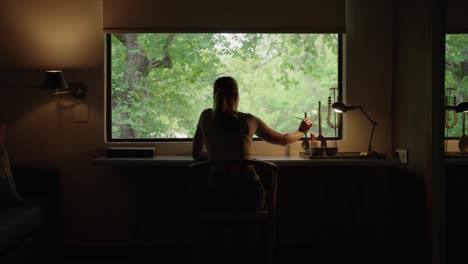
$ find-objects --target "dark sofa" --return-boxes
[0,166,61,264]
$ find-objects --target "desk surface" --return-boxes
[94,155,401,167]
[445,152,468,165]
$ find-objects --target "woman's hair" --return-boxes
[213,76,239,114]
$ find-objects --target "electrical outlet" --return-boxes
[396,149,408,164]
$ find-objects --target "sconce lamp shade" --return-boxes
[447,102,468,113]
[40,70,87,98]
[41,70,69,89]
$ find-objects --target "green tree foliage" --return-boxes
[445,34,468,137]
[111,33,339,139]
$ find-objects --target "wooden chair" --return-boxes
[187,159,279,264]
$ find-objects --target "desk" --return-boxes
[94,156,420,263]
[94,155,400,167]
[445,155,468,264]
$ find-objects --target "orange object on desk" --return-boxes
[310,133,316,141]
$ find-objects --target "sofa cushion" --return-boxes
[0,124,23,206]
[0,147,23,206]
[0,200,45,255]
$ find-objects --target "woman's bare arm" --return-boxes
[256,118,312,146]
[192,125,208,160]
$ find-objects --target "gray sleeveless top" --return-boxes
[196,108,265,160]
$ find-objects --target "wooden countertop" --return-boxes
[94,154,401,167]
[445,152,468,165]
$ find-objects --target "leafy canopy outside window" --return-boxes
[108,33,341,141]
[445,34,468,138]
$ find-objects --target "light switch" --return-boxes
[74,104,89,123]
[395,149,408,164]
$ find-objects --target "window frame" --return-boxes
[105,33,344,142]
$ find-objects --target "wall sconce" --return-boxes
[41,70,87,98]
[331,101,383,158]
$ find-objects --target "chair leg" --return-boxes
[192,218,277,264]
[265,219,277,264]
[191,221,201,264]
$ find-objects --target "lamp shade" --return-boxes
[331,102,360,113]
[331,101,347,113]
[41,70,69,89]
[453,102,468,113]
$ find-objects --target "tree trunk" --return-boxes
[112,33,175,139]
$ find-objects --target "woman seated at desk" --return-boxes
[192,76,312,211]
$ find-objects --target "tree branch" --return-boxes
[147,34,176,69]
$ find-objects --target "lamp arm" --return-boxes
[367,123,376,152]
[358,106,377,152]
[54,88,72,96]
[357,106,376,126]
[53,87,87,98]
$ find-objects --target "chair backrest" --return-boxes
[187,159,279,214]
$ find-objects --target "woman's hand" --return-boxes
[256,116,313,146]
[298,118,313,133]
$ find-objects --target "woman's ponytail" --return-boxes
[213,76,239,115]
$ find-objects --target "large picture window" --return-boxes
[445,33,468,139]
[106,33,342,141]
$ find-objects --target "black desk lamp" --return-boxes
[331,101,380,158]
[446,102,468,113]
[446,102,468,153]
